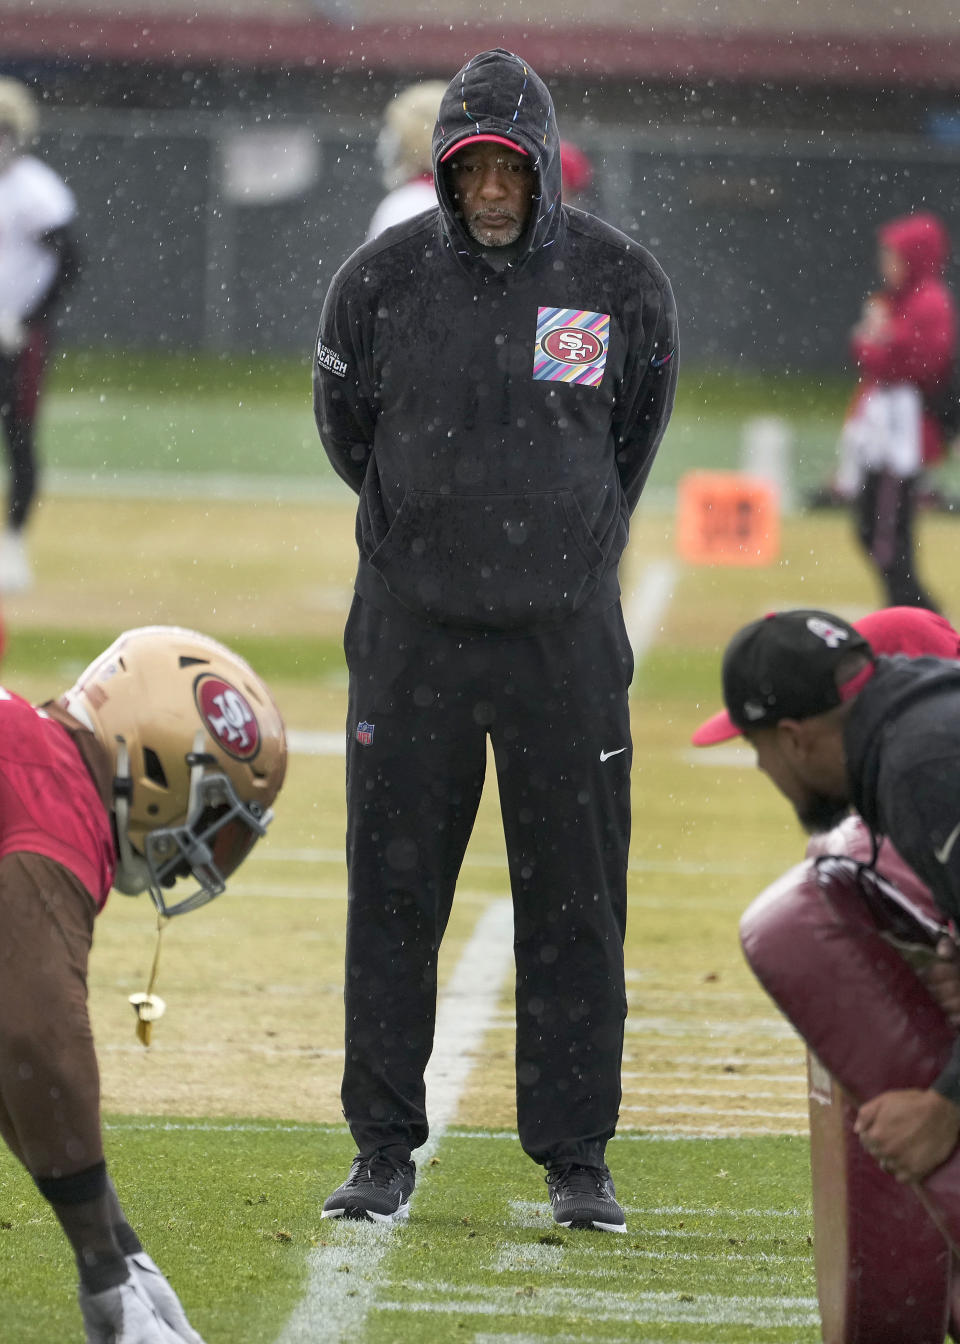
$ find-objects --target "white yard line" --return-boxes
[623,558,678,661]
[46,467,342,503]
[286,729,346,756]
[253,846,780,878]
[373,1282,819,1329]
[274,898,514,1344]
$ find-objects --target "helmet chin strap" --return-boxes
[112,735,152,897]
[112,734,169,1048]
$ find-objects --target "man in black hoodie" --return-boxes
[711,607,960,1183]
[313,49,678,1231]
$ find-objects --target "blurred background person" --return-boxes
[821,212,956,610]
[367,78,594,241]
[0,76,80,594]
[367,80,446,240]
[558,138,593,208]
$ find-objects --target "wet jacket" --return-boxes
[851,212,957,464]
[314,48,678,634]
[845,654,960,1099]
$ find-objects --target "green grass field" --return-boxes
[2,352,959,1342]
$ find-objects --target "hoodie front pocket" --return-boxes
[367,489,605,630]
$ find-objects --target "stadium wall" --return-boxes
[6,5,960,371]
[36,109,960,373]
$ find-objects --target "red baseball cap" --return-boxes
[691,605,960,746]
[439,134,529,163]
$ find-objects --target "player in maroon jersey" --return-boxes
[0,626,285,1343]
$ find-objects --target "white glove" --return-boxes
[78,1273,186,1344]
[0,312,26,357]
[127,1252,207,1343]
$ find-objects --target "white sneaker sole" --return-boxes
[556,1217,628,1233]
[321,1200,411,1224]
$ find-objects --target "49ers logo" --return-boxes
[195,675,260,760]
[539,326,603,364]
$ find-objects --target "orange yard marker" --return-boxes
[676,470,780,566]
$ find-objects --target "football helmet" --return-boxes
[0,78,38,171]
[377,81,446,190]
[62,626,287,917]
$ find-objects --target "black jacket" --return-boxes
[313,48,678,634]
[845,654,960,1100]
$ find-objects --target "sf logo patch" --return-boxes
[541,327,602,364]
[195,675,261,759]
[533,307,609,387]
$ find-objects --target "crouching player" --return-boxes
[0,627,286,1343]
[693,606,960,1343]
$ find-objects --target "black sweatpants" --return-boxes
[854,470,940,611]
[0,325,48,530]
[340,595,633,1167]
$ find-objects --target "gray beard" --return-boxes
[466,212,523,247]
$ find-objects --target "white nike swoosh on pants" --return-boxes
[599,748,627,762]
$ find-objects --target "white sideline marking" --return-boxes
[103,1120,804,1144]
[507,1200,807,1231]
[46,466,343,503]
[623,559,677,660]
[257,844,779,879]
[473,1337,694,1344]
[274,899,514,1344]
[373,1281,819,1328]
[625,1016,794,1038]
[683,744,754,768]
[286,729,345,757]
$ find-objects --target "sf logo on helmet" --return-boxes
[195,675,261,759]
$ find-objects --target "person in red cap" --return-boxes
[693,601,960,1027]
[314,47,677,1233]
[692,605,960,747]
[699,606,960,1181]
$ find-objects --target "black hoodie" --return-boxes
[845,654,960,1101]
[314,49,678,633]
[846,655,960,921]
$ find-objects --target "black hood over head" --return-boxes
[432,48,562,262]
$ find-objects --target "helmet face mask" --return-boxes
[63,626,287,917]
[141,759,270,916]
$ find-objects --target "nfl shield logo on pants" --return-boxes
[356,720,375,746]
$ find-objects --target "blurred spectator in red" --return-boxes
[837,213,956,611]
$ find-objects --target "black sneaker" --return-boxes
[322,1150,416,1224]
[546,1162,627,1233]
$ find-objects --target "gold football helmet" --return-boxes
[377,80,446,189]
[62,626,287,916]
[0,78,38,169]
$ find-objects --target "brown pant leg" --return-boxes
[0,852,102,1177]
